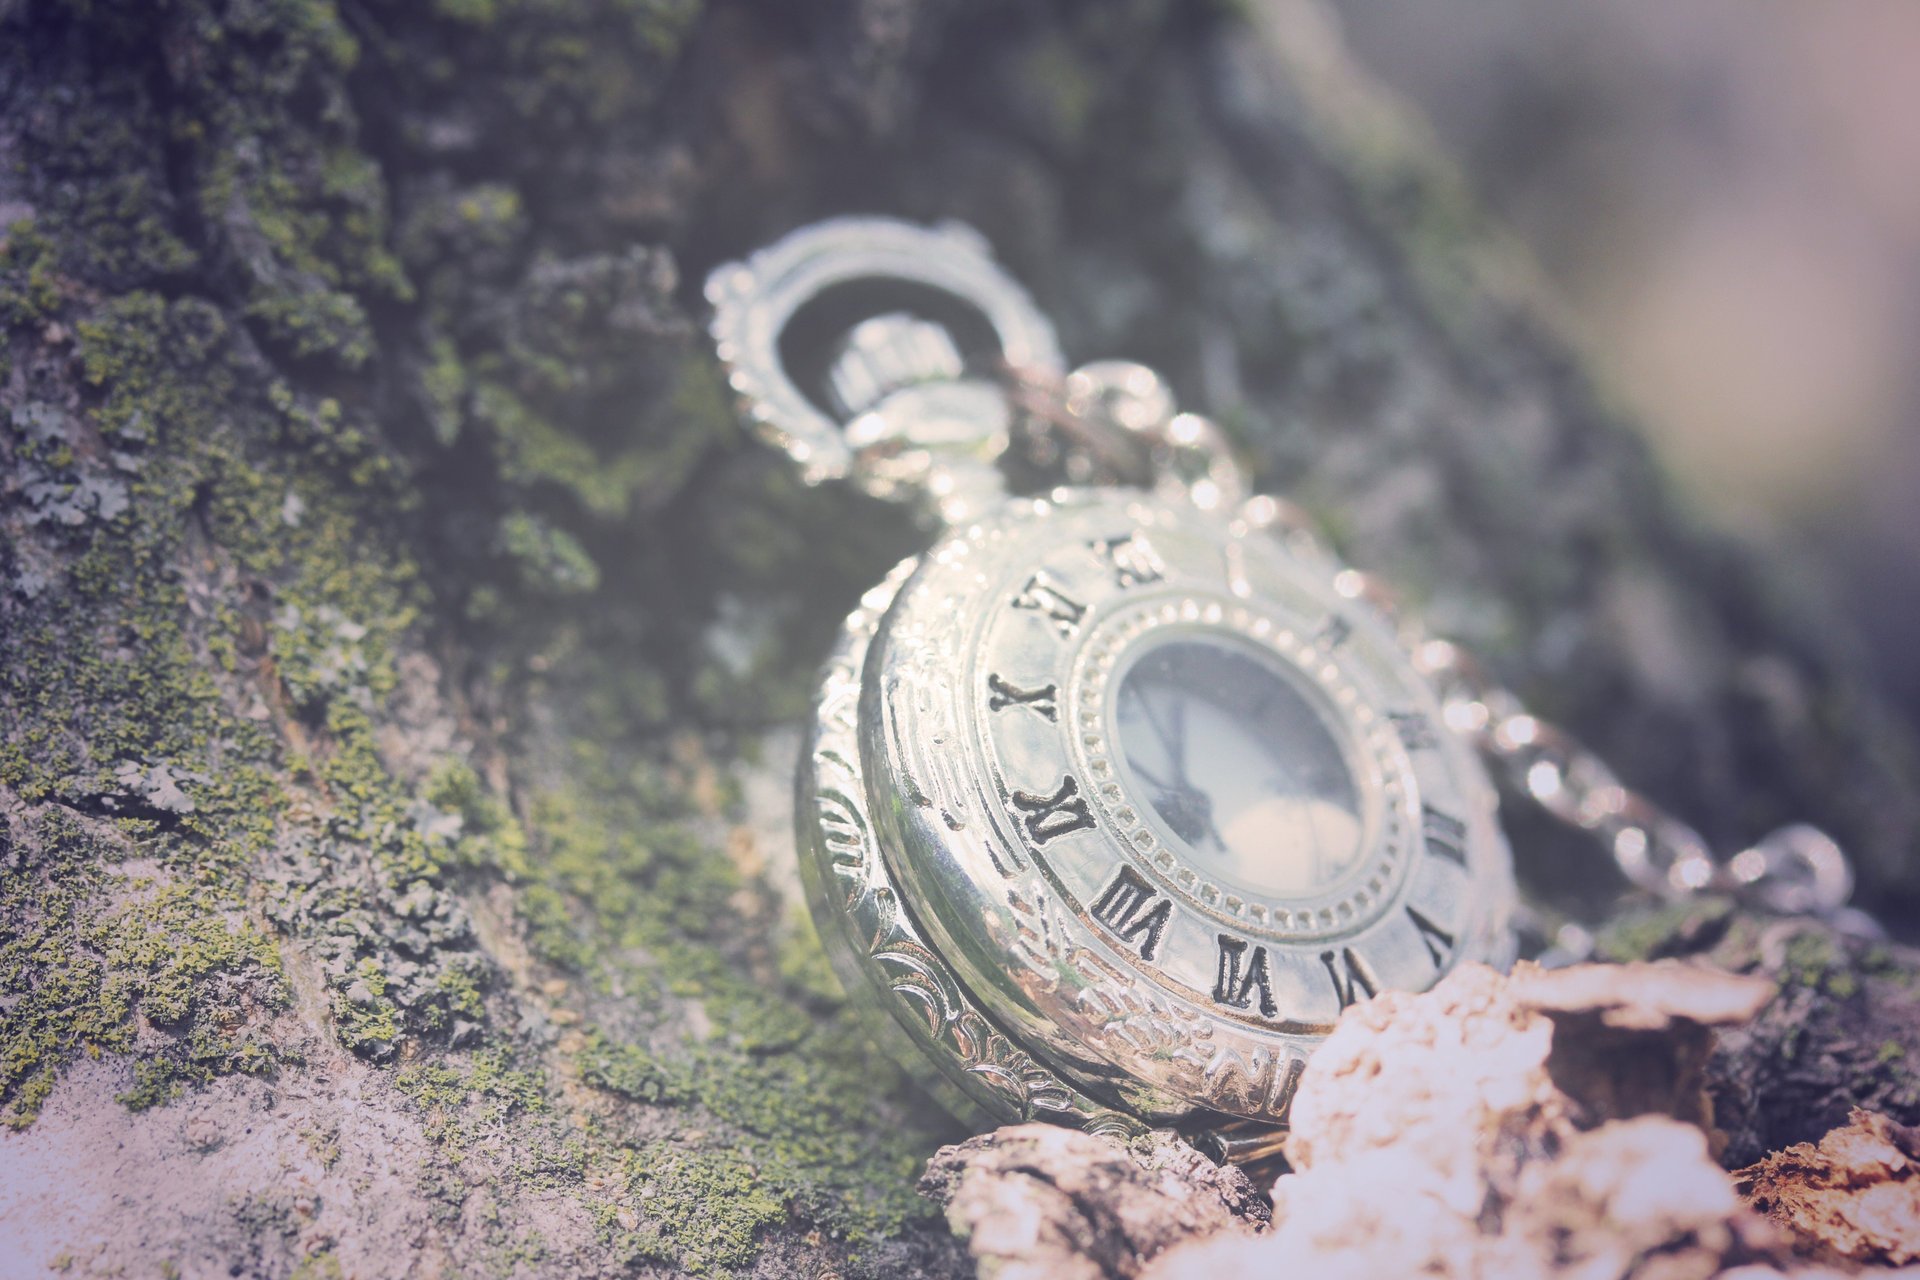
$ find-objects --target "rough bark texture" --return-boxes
[920,1126,1267,1280]
[1737,1108,1920,1268]
[920,962,1920,1279]
[2,0,1918,1276]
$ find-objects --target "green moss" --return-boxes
[289,1248,344,1280]
[2,0,945,1270]
[0,221,65,331]
[7,65,197,290]
[618,1144,787,1276]
[498,511,602,594]
[395,1062,468,1110]
[577,1034,688,1105]
[1593,898,1733,963]
[434,759,532,876]
[516,756,944,1252]
[1781,929,1860,999]
[0,809,285,1127]
[395,1047,548,1150]
[334,959,403,1058]
[0,279,320,1130]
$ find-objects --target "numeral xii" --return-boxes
[1010,571,1086,636]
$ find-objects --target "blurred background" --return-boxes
[1327,0,1920,723]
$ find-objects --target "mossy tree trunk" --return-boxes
[2,0,1916,1276]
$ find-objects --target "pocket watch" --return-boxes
[705,217,1860,1158]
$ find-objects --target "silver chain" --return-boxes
[1002,360,1865,943]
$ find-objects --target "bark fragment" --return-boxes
[1737,1108,1920,1267]
[1209,961,1793,1280]
[919,1125,1266,1280]
[931,961,1873,1280]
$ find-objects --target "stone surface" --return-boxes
[3,0,1919,1275]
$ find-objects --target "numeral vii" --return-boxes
[1089,866,1172,961]
[1010,775,1097,845]
[1011,572,1087,637]
[1213,935,1278,1018]
[1321,947,1379,1010]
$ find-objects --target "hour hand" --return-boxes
[1139,687,1190,786]
[1153,782,1227,855]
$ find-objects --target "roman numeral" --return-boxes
[1314,614,1352,650]
[1089,866,1172,961]
[1011,571,1087,637]
[1010,775,1097,845]
[1422,805,1468,866]
[1091,532,1166,588]
[1407,905,1455,968]
[1213,935,1277,1018]
[987,673,1058,722]
[1390,710,1438,752]
[1320,947,1379,1010]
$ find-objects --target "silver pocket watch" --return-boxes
[705,217,1860,1156]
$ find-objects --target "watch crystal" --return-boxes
[1114,634,1366,897]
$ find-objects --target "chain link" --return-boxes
[1001,359,1864,937]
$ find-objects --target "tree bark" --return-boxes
[2,0,1916,1276]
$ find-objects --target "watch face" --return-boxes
[1113,634,1366,899]
[850,488,1516,1125]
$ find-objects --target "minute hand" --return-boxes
[1140,686,1192,788]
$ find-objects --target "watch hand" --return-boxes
[1168,691,1189,784]
[1137,685,1192,788]
[1199,806,1229,855]
[1130,757,1169,790]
